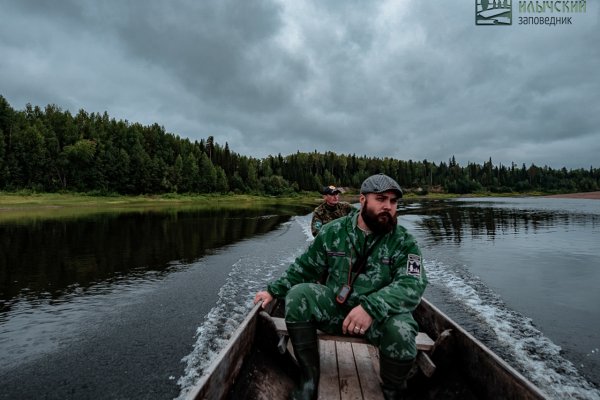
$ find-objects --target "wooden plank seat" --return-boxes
[269,317,437,400]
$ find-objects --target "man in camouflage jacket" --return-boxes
[255,174,428,400]
[310,185,355,236]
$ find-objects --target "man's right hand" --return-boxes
[254,291,273,308]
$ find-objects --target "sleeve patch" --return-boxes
[407,254,421,276]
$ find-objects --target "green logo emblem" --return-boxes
[476,0,512,25]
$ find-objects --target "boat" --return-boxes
[186,297,547,399]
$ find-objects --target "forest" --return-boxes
[1,95,598,196]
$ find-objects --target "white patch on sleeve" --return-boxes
[407,254,421,276]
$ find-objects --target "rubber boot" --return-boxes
[379,354,415,400]
[287,321,320,400]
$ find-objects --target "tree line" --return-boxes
[1,96,598,196]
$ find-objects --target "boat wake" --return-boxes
[426,259,600,400]
[175,215,313,399]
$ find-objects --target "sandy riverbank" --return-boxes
[544,191,600,199]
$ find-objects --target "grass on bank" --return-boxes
[0,191,323,222]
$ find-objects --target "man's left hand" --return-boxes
[342,305,373,335]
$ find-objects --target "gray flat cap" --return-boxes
[360,173,403,197]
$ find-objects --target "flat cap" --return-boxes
[360,173,403,197]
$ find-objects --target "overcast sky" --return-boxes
[1,0,598,169]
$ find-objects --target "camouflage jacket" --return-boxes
[310,201,355,237]
[267,212,428,322]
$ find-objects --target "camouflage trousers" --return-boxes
[284,283,418,361]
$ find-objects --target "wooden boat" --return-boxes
[186,297,547,399]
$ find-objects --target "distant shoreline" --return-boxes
[543,191,600,200]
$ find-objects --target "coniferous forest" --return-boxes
[1,96,598,196]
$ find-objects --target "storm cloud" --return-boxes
[1,0,598,169]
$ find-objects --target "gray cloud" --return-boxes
[1,0,598,169]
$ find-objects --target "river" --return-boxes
[0,198,599,399]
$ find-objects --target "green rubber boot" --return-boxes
[287,321,320,400]
[379,354,415,400]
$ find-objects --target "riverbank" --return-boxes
[543,191,600,199]
[0,192,322,222]
[2,190,598,222]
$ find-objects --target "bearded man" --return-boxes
[254,173,428,400]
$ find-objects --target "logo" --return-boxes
[406,254,421,276]
[476,0,512,25]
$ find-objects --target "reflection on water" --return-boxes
[399,197,600,398]
[0,205,310,310]
[408,198,600,244]
[0,204,314,399]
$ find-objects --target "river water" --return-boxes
[0,198,599,399]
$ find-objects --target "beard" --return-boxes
[361,200,397,235]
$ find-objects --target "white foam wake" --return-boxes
[175,216,311,399]
[426,259,600,400]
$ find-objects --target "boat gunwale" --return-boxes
[417,298,548,399]
[186,302,262,400]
